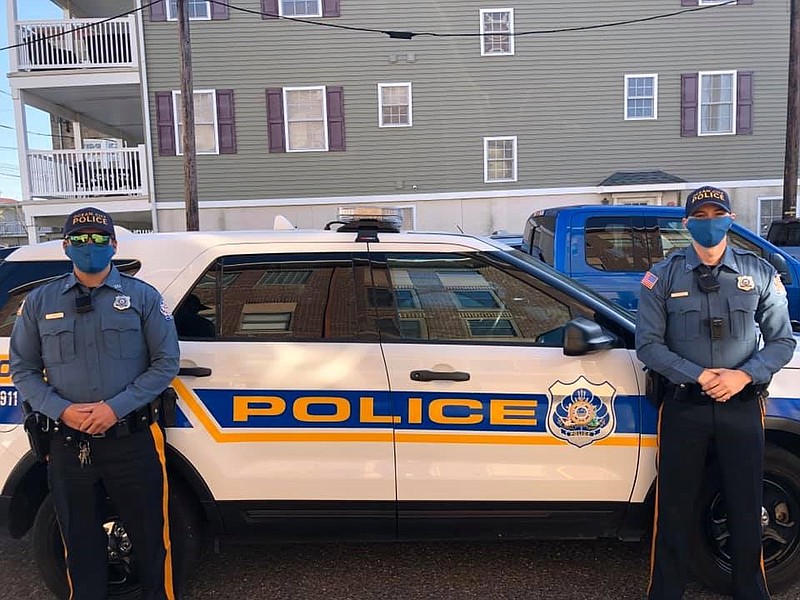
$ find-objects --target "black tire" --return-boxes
[689,445,800,594]
[32,482,203,600]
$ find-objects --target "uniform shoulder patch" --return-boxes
[774,274,787,296]
[641,271,658,290]
[160,297,173,320]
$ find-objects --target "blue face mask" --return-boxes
[65,243,115,274]
[685,215,733,248]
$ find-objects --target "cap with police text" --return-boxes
[63,207,115,237]
[685,186,731,217]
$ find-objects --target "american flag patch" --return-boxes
[641,271,658,289]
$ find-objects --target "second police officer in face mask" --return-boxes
[636,186,796,600]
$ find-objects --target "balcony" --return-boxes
[27,146,148,199]
[14,16,138,71]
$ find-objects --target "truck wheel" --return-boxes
[689,445,800,594]
[32,483,203,599]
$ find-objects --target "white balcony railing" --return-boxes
[15,17,138,71]
[28,146,148,199]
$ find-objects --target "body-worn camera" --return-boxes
[75,293,93,313]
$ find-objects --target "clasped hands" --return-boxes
[60,402,119,435]
[697,368,752,402]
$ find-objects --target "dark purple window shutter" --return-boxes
[150,0,167,21]
[681,73,699,137]
[216,90,237,153]
[326,86,346,152]
[322,0,341,17]
[211,0,230,20]
[737,71,754,135]
[266,88,286,153]
[681,0,698,6]
[262,0,279,19]
[155,92,176,156]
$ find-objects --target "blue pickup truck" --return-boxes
[515,205,800,322]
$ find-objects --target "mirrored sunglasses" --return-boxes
[67,233,112,246]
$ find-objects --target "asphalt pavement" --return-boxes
[1,532,798,599]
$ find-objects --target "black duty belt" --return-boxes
[56,398,161,441]
[666,382,766,405]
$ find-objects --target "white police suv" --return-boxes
[0,210,799,599]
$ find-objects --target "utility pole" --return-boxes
[784,0,800,219]
[178,0,199,231]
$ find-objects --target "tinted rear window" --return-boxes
[768,222,800,246]
[0,259,140,337]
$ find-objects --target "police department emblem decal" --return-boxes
[113,295,131,311]
[547,377,616,448]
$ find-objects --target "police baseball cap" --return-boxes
[685,186,731,217]
[63,207,115,238]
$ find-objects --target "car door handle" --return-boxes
[410,370,470,382]
[178,366,212,377]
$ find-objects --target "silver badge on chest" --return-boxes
[737,276,755,292]
[113,295,131,311]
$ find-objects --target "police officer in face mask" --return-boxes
[635,187,796,600]
[10,207,180,600]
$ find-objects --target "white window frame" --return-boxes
[396,205,416,229]
[283,85,329,153]
[279,0,322,17]
[699,0,735,5]
[483,136,518,183]
[624,74,658,121]
[479,8,515,56]
[166,0,211,21]
[378,83,413,128]
[172,89,219,155]
[698,69,737,136]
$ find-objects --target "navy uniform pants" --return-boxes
[48,423,174,600]
[647,393,768,600]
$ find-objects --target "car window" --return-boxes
[176,253,376,341]
[369,252,595,346]
[769,222,800,246]
[523,214,555,265]
[0,259,140,338]
[585,216,648,272]
[651,218,692,262]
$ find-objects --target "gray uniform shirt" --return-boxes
[10,266,180,421]
[635,244,796,385]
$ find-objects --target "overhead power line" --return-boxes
[0,123,74,141]
[0,1,159,53]
[213,0,736,39]
[0,0,738,52]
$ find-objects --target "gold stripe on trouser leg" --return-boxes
[61,530,74,600]
[758,397,770,595]
[646,401,665,598]
[150,422,175,600]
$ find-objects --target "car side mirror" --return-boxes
[768,252,789,278]
[563,317,619,356]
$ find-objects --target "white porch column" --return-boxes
[12,87,31,201]
[73,122,84,149]
[25,212,37,245]
[6,0,17,72]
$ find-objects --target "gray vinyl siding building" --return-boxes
[141,0,789,234]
